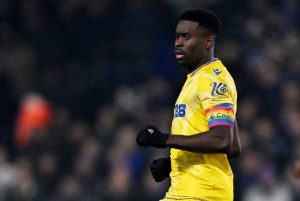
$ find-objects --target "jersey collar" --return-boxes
[189,58,218,77]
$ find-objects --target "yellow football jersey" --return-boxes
[163,58,237,201]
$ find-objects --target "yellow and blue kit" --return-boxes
[162,58,237,201]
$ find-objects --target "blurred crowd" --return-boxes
[0,0,300,200]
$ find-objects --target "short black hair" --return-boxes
[179,9,221,36]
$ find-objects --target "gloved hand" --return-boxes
[150,157,171,182]
[136,126,169,148]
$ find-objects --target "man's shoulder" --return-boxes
[194,59,225,76]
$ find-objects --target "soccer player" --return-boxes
[136,9,241,201]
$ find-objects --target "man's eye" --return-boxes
[184,35,191,40]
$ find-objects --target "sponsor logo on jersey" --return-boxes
[211,82,227,96]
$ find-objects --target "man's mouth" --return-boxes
[175,50,184,59]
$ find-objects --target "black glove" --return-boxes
[150,157,171,182]
[136,126,169,148]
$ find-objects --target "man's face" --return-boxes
[175,20,209,70]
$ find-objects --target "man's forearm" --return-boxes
[166,126,232,154]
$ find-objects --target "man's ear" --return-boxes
[204,35,215,49]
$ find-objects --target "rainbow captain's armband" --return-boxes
[205,103,235,128]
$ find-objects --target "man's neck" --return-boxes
[187,56,214,74]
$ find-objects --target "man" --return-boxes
[136,9,241,201]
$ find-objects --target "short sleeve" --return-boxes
[198,76,236,128]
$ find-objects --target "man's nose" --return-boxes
[175,37,183,47]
